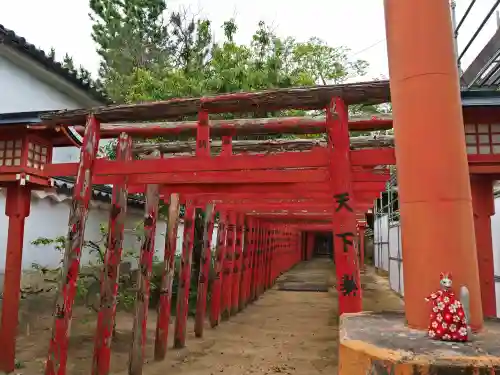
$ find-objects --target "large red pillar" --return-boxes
[384,0,483,329]
[0,185,31,374]
[327,98,362,314]
[470,175,496,317]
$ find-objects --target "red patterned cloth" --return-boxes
[425,289,469,342]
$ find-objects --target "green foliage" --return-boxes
[30,220,213,316]
[87,1,371,106]
[30,224,138,309]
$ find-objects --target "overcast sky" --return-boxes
[2,0,499,81]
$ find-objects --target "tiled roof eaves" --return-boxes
[0,24,112,105]
[53,177,144,209]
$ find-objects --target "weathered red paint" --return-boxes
[129,183,160,375]
[250,221,260,302]
[221,211,236,320]
[45,115,100,375]
[154,193,181,360]
[194,203,215,337]
[0,185,31,374]
[257,225,266,297]
[92,133,132,375]
[210,209,227,327]
[239,216,251,309]
[73,116,393,140]
[174,203,196,348]
[231,213,244,315]
[327,98,362,314]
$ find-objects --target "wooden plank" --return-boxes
[40,80,391,125]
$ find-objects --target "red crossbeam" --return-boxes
[72,116,393,139]
[42,148,397,179]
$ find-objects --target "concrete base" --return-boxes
[339,311,500,374]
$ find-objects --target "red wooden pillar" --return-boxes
[173,203,196,348]
[246,218,256,304]
[221,211,236,320]
[268,229,275,287]
[210,209,227,327]
[129,183,160,375]
[357,222,367,269]
[45,116,100,375]
[281,227,285,274]
[257,224,265,296]
[92,133,132,375]
[326,97,362,314]
[471,175,496,317]
[231,212,244,314]
[275,227,281,278]
[154,193,181,359]
[273,229,280,282]
[268,229,274,284]
[286,229,290,267]
[262,225,269,292]
[193,109,213,335]
[239,216,250,309]
[260,225,267,293]
[269,227,274,283]
[266,228,273,289]
[0,185,31,374]
[194,203,215,337]
[250,221,260,302]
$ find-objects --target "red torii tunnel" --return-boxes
[0,84,499,374]
[0,78,400,375]
[0,1,498,374]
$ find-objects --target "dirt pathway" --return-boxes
[14,259,403,374]
[125,259,403,375]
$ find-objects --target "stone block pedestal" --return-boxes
[339,311,500,374]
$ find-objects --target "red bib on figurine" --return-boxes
[425,272,469,342]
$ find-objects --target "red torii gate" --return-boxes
[0,79,399,375]
[1,82,499,374]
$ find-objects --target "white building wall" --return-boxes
[0,54,110,164]
[0,55,83,114]
[0,190,167,275]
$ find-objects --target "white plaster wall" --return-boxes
[0,54,111,164]
[0,55,83,114]
[0,191,166,275]
[0,184,224,293]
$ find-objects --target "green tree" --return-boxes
[89,0,171,100]
[292,37,368,85]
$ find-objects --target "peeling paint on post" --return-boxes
[45,115,100,375]
[92,133,132,375]
[250,221,260,302]
[239,216,251,310]
[231,213,244,315]
[128,182,160,375]
[154,193,180,360]
[194,203,215,337]
[221,211,236,320]
[210,209,227,327]
[174,203,196,348]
